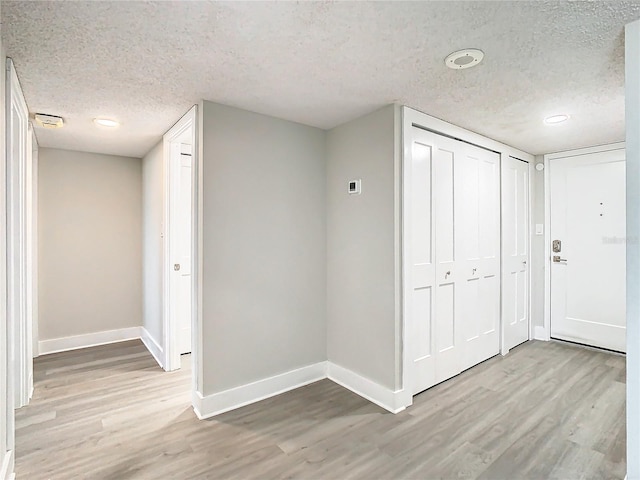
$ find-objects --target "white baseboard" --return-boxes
[534,326,550,341]
[38,327,142,355]
[193,362,327,419]
[0,449,13,480]
[327,362,406,414]
[140,327,164,369]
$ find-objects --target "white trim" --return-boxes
[140,327,164,369]
[31,128,39,357]
[327,362,406,414]
[6,57,33,410]
[38,327,142,356]
[0,450,13,480]
[193,362,327,419]
[543,153,552,341]
[162,106,198,373]
[403,106,534,162]
[545,142,625,161]
[401,106,534,399]
[542,142,625,343]
[528,160,535,342]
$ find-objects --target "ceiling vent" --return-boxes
[445,49,484,70]
[34,113,64,129]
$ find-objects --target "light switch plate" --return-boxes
[535,224,544,235]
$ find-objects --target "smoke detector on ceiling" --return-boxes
[445,49,484,70]
[34,113,64,129]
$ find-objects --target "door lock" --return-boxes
[552,239,562,253]
[174,264,181,271]
[552,255,567,264]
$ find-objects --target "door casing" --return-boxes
[401,106,534,409]
[162,105,200,401]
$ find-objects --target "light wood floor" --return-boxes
[15,339,625,479]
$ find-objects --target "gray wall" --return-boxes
[0,4,8,466]
[531,155,546,328]
[326,105,402,391]
[142,142,163,346]
[38,148,142,340]
[199,101,326,395]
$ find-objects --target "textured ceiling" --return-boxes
[3,1,640,158]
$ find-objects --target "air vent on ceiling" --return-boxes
[34,113,64,129]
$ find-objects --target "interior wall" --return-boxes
[38,148,142,342]
[531,155,545,329]
[199,101,326,395]
[0,1,10,471]
[142,141,163,348]
[326,104,401,391]
[626,18,640,480]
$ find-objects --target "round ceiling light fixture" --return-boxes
[93,118,120,128]
[445,49,484,70]
[544,114,569,125]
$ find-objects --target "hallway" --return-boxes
[15,340,625,479]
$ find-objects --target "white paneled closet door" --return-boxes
[409,127,500,395]
[501,156,530,351]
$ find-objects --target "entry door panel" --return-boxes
[550,149,626,352]
[410,127,500,395]
[502,156,530,350]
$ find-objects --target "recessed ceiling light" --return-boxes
[544,114,569,125]
[93,118,120,128]
[445,49,484,70]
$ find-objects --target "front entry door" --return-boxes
[549,147,626,352]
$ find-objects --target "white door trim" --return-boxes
[162,106,199,403]
[401,106,534,408]
[6,58,33,411]
[542,142,626,341]
[30,128,38,358]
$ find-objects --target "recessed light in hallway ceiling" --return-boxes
[544,114,570,125]
[93,118,120,128]
[444,49,484,70]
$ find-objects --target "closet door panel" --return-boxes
[410,136,436,394]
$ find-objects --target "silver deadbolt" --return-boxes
[552,239,562,253]
[174,264,181,271]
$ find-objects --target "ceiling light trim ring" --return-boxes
[544,114,570,125]
[445,49,484,70]
[93,117,120,128]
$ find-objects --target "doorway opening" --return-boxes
[162,106,198,388]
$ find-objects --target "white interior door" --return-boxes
[409,127,500,395]
[6,59,32,409]
[172,143,193,355]
[549,148,626,352]
[502,156,530,351]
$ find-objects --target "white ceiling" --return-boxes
[3,1,640,158]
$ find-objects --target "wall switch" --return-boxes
[535,224,544,235]
[348,179,361,195]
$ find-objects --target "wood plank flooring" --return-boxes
[15,339,625,479]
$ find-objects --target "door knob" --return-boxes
[552,256,567,264]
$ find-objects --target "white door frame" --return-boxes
[401,106,534,408]
[162,106,199,380]
[31,127,39,358]
[542,142,626,342]
[6,58,33,411]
